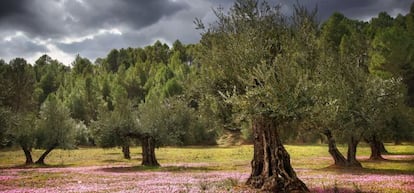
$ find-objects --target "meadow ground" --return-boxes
[0,144,413,192]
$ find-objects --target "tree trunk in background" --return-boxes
[246,115,309,193]
[394,138,402,145]
[323,129,347,167]
[369,135,385,160]
[141,136,159,166]
[346,136,362,167]
[22,146,33,165]
[35,145,56,165]
[122,145,131,159]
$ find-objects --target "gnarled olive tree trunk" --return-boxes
[367,135,385,160]
[122,144,131,159]
[246,115,309,192]
[141,136,159,166]
[379,141,388,154]
[346,136,362,167]
[22,146,33,165]
[323,130,363,168]
[323,129,347,167]
[35,144,57,165]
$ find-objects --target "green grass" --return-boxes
[0,147,136,167]
[0,143,412,171]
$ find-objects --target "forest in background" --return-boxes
[1,1,413,190]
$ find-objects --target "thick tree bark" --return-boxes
[379,141,388,154]
[22,146,33,165]
[141,136,159,166]
[368,135,385,160]
[323,129,347,167]
[35,145,56,165]
[122,145,131,159]
[346,136,362,167]
[246,115,309,192]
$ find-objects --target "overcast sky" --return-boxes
[0,0,411,65]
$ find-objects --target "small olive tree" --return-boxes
[35,95,76,164]
[93,96,197,166]
[135,97,195,166]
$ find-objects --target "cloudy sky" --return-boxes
[0,0,411,65]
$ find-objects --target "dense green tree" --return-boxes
[171,40,188,63]
[105,49,120,73]
[197,1,314,191]
[72,55,93,75]
[320,12,351,52]
[362,77,406,160]
[35,95,76,164]
[145,41,170,64]
[2,58,37,112]
[369,25,414,106]
[100,74,115,111]
[92,94,135,159]
[320,21,370,167]
[62,69,101,126]
[134,97,199,166]
[92,74,138,159]
[123,63,148,103]
[34,55,68,105]
[0,59,10,104]
[365,12,394,38]
[2,58,37,164]
[0,107,11,146]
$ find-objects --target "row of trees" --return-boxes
[0,40,216,165]
[1,0,413,192]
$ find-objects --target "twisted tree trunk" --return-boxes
[246,115,309,192]
[122,145,131,159]
[141,136,159,166]
[379,141,388,154]
[323,129,347,167]
[22,146,33,165]
[35,145,57,165]
[346,136,362,167]
[368,135,385,160]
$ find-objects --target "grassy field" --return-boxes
[0,144,413,192]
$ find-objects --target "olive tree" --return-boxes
[196,0,318,191]
[134,97,195,166]
[35,95,76,164]
[92,82,135,159]
[1,58,38,164]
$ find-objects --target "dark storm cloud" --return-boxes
[277,0,412,21]
[0,33,48,62]
[0,0,28,18]
[0,0,189,38]
[56,32,131,60]
[62,0,189,35]
[0,0,412,65]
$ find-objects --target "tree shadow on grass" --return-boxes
[320,165,414,175]
[98,165,215,173]
[385,152,414,156]
[104,152,122,155]
[361,157,414,164]
[319,154,414,175]
[310,187,361,193]
[102,159,131,163]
